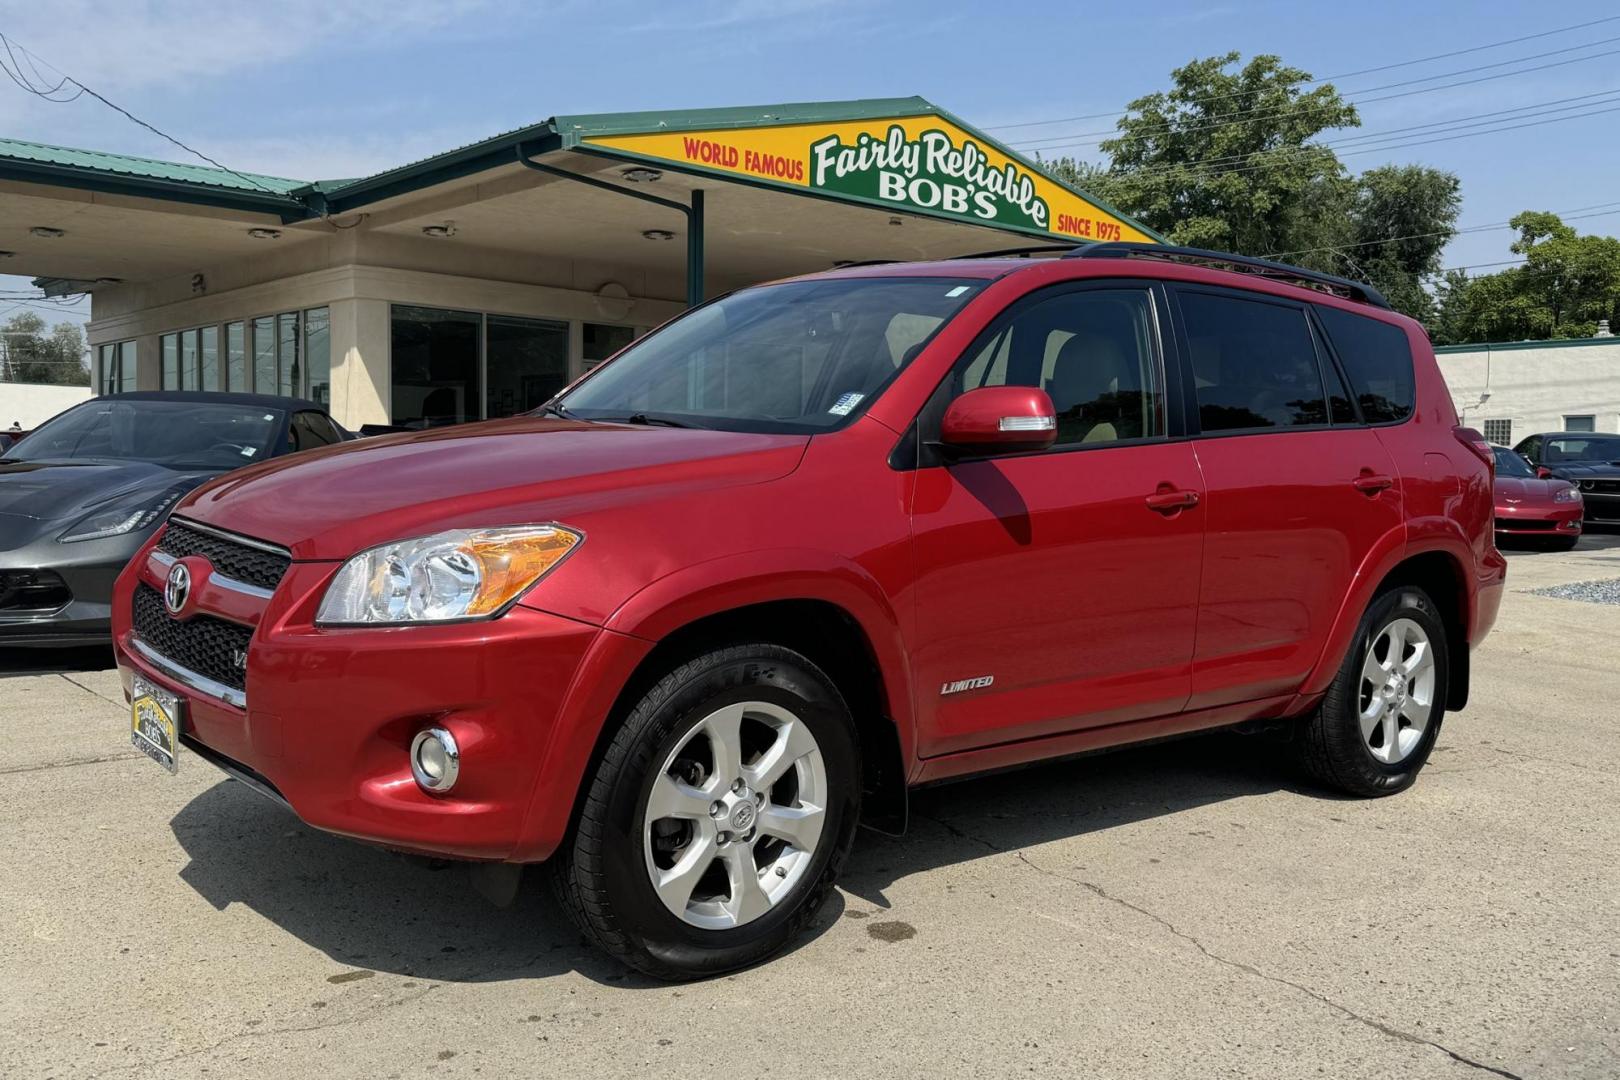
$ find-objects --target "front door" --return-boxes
[909,283,1206,758]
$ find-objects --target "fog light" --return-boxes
[410,727,460,793]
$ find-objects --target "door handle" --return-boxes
[1145,488,1200,514]
[1353,473,1394,495]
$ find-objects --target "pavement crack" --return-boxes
[1012,849,1524,1080]
[86,983,437,1077]
[0,752,142,775]
[59,672,128,709]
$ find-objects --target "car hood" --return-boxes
[1494,475,1570,506]
[1548,460,1620,478]
[177,418,812,560]
[0,460,212,550]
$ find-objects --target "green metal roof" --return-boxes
[0,136,306,194]
[0,97,1160,240]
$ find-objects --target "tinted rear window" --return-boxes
[1179,291,1327,433]
[1314,306,1415,424]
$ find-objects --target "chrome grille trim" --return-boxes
[170,517,290,557]
[130,636,248,710]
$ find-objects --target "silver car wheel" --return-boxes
[1357,616,1436,765]
[642,700,827,930]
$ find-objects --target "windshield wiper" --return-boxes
[604,413,698,429]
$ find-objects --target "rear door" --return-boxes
[1167,286,1405,710]
[909,281,1206,757]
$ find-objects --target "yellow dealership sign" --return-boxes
[581,114,1155,245]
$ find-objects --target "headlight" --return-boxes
[316,525,581,625]
[1555,485,1583,503]
[58,488,185,543]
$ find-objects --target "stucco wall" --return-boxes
[1435,337,1620,444]
[0,382,93,428]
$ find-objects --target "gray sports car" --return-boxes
[0,391,346,646]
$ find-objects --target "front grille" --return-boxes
[0,569,71,612]
[157,520,289,591]
[133,583,251,693]
[1496,517,1556,531]
[1580,479,1620,495]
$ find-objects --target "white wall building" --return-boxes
[1435,334,1620,447]
[0,381,92,428]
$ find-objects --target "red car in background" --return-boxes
[1491,445,1583,550]
[111,244,1504,978]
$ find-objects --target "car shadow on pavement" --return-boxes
[0,644,115,676]
[167,729,1303,987]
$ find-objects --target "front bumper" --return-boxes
[1577,490,1620,523]
[1493,501,1584,536]
[113,546,652,862]
[0,531,147,646]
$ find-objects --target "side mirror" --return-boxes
[939,386,1057,455]
[1536,466,1553,479]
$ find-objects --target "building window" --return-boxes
[583,323,635,373]
[97,342,136,394]
[1482,418,1512,445]
[252,316,275,393]
[1564,414,1596,433]
[199,326,220,391]
[161,333,179,389]
[304,308,331,407]
[391,305,481,427]
[226,322,246,392]
[486,315,567,418]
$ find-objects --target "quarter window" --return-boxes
[1180,291,1326,433]
[958,288,1163,445]
[1314,305,1415,423]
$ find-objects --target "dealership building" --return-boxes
[0,97,1158,430]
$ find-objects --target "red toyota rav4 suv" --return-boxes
[113,244,1504,979]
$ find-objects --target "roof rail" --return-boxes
[949,245,1074,260]
[1065,241,1392,310]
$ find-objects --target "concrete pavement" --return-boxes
[2,536,1617,1079]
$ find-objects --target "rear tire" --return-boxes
[1294,587,1448,797]
[551,644,860,980]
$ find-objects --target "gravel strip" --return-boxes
[1527,578,1620,605]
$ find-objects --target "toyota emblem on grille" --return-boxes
[164,562,191,615]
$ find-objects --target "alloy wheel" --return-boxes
[642,700,827,929]
[1357,616,1436,765]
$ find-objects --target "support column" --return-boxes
[327,297,390,430]
[687,189,704,308]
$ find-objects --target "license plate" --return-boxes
[131,676,183,774]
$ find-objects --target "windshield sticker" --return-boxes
[241,447,256,457]
[828,392,865,416]
[263,414,275,421]
[945,285,970,298]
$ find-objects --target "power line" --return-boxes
[1088,88,1620,183]
[1016,41,1620,154]
[0,32,282,196]
[1263,201,1620,261]
[986,14,1620,131]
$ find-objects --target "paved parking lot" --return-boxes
[3,537,1618,1079]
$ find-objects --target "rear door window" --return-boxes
[1177,291,1327,433]
[1314,305,1415,423]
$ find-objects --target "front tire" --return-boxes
[552,644,860,980]
[1294,587,1448,797]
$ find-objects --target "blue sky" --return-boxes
[4,0,1619,330]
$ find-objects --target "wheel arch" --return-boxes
[1302,535,1473,711]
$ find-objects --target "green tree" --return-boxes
[1433,213,1620,343]
[1044,53,1463,322]
[1342,165,1462,322]
[1050,53,1359,264]
[1,311,88,386]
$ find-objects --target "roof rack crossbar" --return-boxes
[1065,242,1392,310]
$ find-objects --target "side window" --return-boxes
[1517,435,1541,465]
[289,412,339,452]
[1314,305,1415,423]
[1179,291,1326,432]
[958,289,1163,446]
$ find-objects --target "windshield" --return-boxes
[6,399,284,469]
[1543,435,1620,464]
[1492,446,1534,477]
[555,277,988,433]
